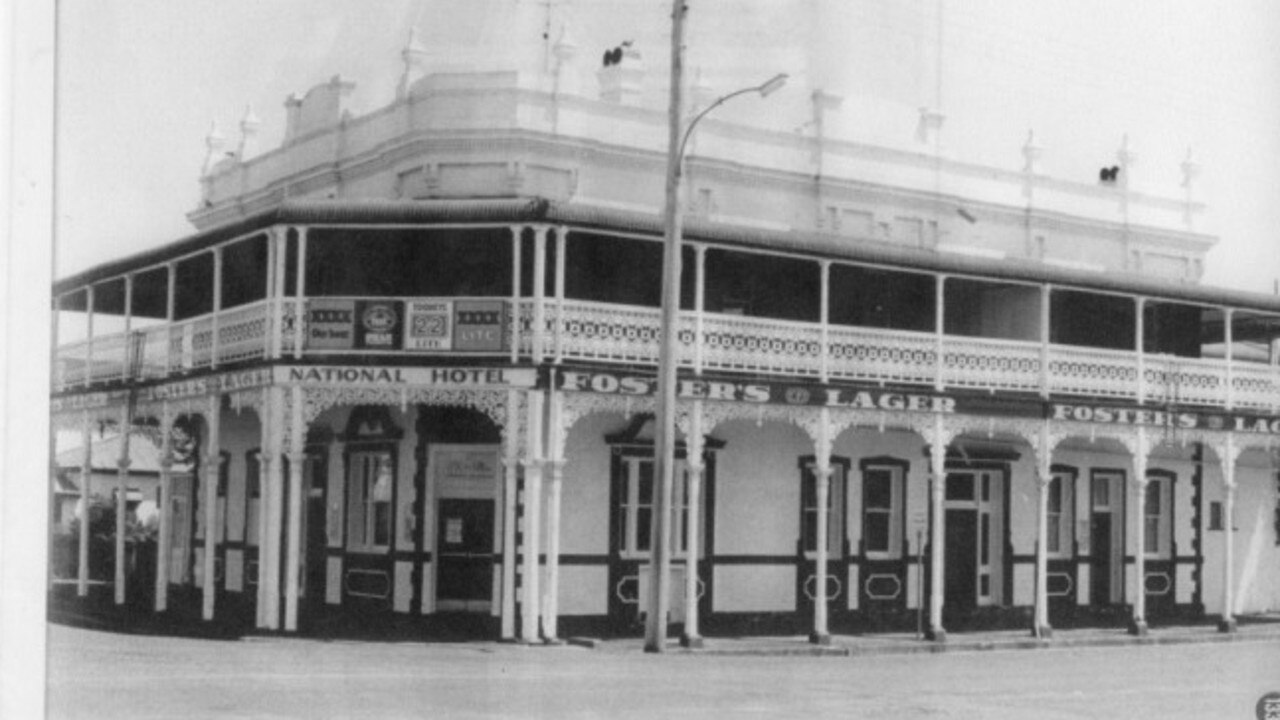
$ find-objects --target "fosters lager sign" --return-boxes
[555,370,957,413]
[1052,403,1280,436]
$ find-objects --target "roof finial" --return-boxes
[201,121,225,177]
[397,27,430,99]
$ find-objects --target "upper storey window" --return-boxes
[1049,289,1134,350]
[702,248,819,322]
[944,278,1041,342]
[221,234,269,309]
[305,228,512,298]
[563,232,665,307]
[829,265,935,332]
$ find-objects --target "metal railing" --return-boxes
[52,297,1280,412]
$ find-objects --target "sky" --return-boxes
[54,0,1280,294]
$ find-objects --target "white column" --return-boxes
[255,393,270,627]
[520,391,545,642]
[201,394,221,620]
[78,413,92,597]
[1033,448,1052,638]
[532,227,548,363]
[542,459,564,641]
[812,464,832,644]
[1129,427,1149,636]
[293,228,308,359]
[681,402,705,648]
[541,386,565,641]
[83,286,95,387]
[553,226,567,363]
[115,404,131,605]
[263,387,287,630]
[1039,285,1051,398]
[164,263,176,373]
[121,275,134,383]
[284,385,305,631]
[1136,297,1146,403]
[272,227,288,359]
[693,245,706,375]
[928,415,948,641]
[1219,435,1238,632]
[155,406,174,612]
[211,248,223,369]
[1224,308,1234,410]
[934,275,946,391]
[810,408,833,645]
[262,236,276,359]
[509,226,522,365]
[819,261,831,383]
[500,391,520,639]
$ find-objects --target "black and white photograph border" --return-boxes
[7,1,1280,718]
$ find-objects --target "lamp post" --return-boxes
[644,0,787,654]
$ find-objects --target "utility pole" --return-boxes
[645,0,687,653]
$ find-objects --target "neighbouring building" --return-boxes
[51,7,1280,643]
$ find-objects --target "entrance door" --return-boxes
[436,498,495,611]
[1090,472,1124,605]
[302,451,328,609]
[944,508,978,621]
[169,475,194,585]
[942,470,1004,626]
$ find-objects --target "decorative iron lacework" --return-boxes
[217,303,269,364]
[826,332,936,385]
[1048,354,1139,398]
[942,339,1041,391]
[552,302,663,364]
[560,392,655,434]
[699,315,823,376]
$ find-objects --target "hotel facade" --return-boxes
[51,15,1280,644]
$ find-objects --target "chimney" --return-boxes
[237,105,261,161]
[282,94,303,144]
[596,42,644,104]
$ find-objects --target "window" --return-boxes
[862,462,904,558]
[1046,469,1074,556]
[618,456,692,559]
[1143,473,1172,558]
[801,460,847,557]
[348,449,394,552]
[1208,501,1223,531]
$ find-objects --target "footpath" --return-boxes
[570,615,1280,657]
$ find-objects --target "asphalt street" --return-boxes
[45,624,1280,719]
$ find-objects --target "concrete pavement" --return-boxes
[572,615,1280,657]
[46,622,1280,720]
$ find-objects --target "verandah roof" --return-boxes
[53,198,1280,315]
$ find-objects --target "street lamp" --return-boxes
[644,3,788,654]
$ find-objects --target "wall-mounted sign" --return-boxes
[307,299,357,350]
[1052,403,1280,436]
[555,370,958,413]
[405,301,452,351]
[403,299,507,353]
[280,365,536,388]
[454,300,507,352]
[355,301,403,350]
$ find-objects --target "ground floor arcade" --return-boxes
[50,364,1280,642]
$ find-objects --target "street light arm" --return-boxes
[675,74,788,170]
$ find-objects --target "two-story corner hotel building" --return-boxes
[51,14,1280,644]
